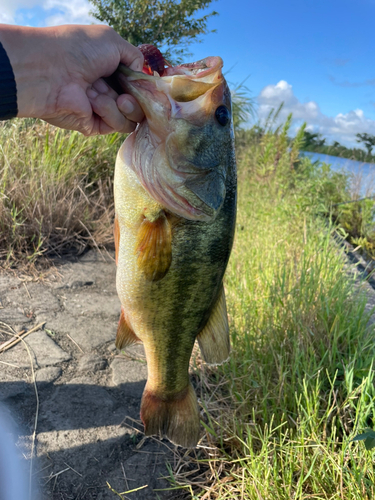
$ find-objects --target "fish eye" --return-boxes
[215,106,230,126]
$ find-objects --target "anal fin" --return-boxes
[197,285,230,365]
[116,307,141,350]
[135,211,172,282]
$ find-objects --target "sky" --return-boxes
[2,0,375,147]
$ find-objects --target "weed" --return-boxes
[0,119,123,267]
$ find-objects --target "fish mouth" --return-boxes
[117,56,223,83]
[116,56,224,111]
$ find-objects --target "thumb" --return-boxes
[118,39,144,71]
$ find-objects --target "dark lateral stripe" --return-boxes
[0,41,18,120]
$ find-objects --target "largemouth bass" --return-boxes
[114,52,237,448]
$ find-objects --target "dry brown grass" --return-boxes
[0,119,122,267]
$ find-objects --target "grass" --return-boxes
[216,192,374,498]
[0,118,122,267]
[3,116,375,498]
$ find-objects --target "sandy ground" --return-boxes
[0,250,186,500]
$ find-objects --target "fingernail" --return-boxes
[129,56,144,72]
[93,79,109,93]
[119,99,135,115]
[87,88,99,99]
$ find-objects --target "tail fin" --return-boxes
[140,383,200,448]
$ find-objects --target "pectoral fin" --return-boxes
[135,211,172,281]
[116,307,141,349]
[197,285,230,364]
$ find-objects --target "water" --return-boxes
[300,151,375,196]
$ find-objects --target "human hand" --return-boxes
[0,24,145,135]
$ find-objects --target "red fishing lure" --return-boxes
[138,44,167,76]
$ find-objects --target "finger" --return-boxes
[117,95,144,124]
[92,78,118,100]
[88,92,137,134]
[118,41,144,72]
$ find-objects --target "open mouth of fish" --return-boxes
[117,55,223,94]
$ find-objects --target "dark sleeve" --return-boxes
[0,41,18,120]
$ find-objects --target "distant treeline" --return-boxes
[301,131,375,164]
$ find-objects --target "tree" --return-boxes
[303,131,326,149]
[356,132,375,157]
[89,0,218,61]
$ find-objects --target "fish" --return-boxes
[113,51,237,448]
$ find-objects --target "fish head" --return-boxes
[116,56,234,222]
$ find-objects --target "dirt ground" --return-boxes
[2,245,375,500]
[0,250,188,500]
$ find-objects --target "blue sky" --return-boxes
[2,0,375,146]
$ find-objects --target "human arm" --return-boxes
[0,24,145,135]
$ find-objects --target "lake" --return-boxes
[300,151,375,196]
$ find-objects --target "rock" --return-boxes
[0,307,32,329]
[62,292,121,319]
[56,251,117,292]
[45,314,117,351]
[58,280,94,289]
[111,358,147,398]
[35,367,62,384]
[0,276,19,295]
[70,280,94,289]
[6,283,61,316]
[0,331,71,368]
[26,331,71,367]
[77,355,107,373]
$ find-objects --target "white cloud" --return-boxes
[0,0,41,24]
[0,12,15,23]
[44,0,95,26]
[257,80,375,146]
[0,0,95,26]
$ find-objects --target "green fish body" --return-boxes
[114,56,237,447]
